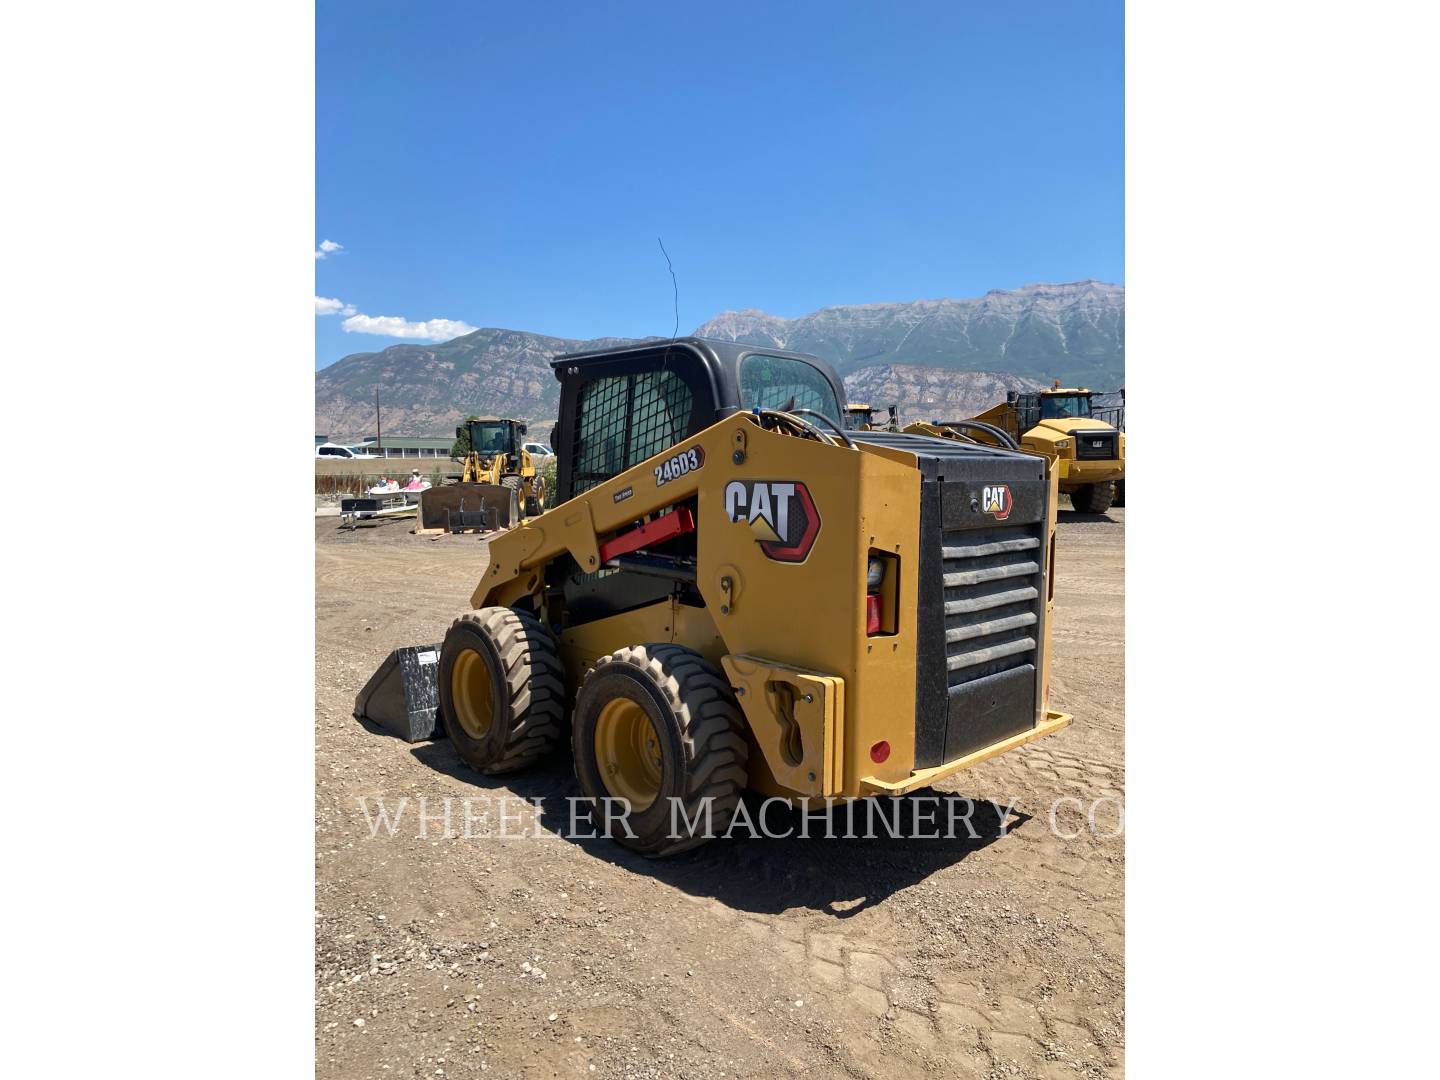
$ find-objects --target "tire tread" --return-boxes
[576,644,749,856]
[447,607,564,774]
[1070,482,1115,515]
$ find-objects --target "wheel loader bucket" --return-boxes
[353,643,444,742]
[418,484,521,532]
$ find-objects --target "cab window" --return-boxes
[1040,395,1092,420]
[470,422,512,455]
[739,354,841,423]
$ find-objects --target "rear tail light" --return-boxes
[865,551,898,636]
[866,556,886,589]
[870,741,890,763]
[865,593,882,634]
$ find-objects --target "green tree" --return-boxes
[451,417,480,460]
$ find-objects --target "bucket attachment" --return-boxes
[353,644,445,742]
[418,484,521,533]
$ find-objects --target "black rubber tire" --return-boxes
[572,645,749,856]
[1111,478,1125,508]
[524,476,546,518]
[1070,482,1115,515]
[438,608,565,774]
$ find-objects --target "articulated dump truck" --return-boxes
[421,339,1071,855]
[970,386,1126,513]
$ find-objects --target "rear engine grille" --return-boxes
[941,525,1043,686]
[846,427,1050,769]
[1075,431,1117,460]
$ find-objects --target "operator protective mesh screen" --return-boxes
[572,370,694,495]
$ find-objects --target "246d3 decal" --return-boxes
[723,480,821,562]
[654,446,704,486]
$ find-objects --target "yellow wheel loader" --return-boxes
[844,403,875,430]
[418,417,546,532]
[969,386,1125,513]
[382,340,1072,855]
[843,403,900,432]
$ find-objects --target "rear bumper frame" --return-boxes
[858,709,1072,796]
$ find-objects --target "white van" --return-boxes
[315,443,376,459]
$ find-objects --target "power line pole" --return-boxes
[375,386,382,451]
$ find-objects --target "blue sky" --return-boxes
[316,1,1123,369]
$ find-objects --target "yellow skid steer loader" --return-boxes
[366,339,1072,855]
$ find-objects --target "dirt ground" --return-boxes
[315,505,1124,1079]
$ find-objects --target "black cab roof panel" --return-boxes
[550,336,848,417]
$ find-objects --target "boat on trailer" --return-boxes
[340,478,431,527]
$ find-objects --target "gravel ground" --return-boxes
[315,505,1124,1079]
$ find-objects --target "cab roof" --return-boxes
[553,335,832,371]
[550,336,847,416]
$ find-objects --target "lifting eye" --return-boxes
[768,682,805,768]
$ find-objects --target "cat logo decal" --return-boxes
[981,484,1013,521]
[722,480,821,562]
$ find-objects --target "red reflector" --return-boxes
[870,741,890,764]
[865,593,882,634]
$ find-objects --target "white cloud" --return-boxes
[314,295,356,316]
[341,313,477,342]
[315,293,475,342]
[314,239,343,260]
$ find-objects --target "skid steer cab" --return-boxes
[418,417,545,533]
[970,387,1125,512]
[412,338,1070,855]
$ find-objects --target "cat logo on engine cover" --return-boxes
[981,484,1013,520]
[723,480,821,562]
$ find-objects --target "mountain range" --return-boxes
[315,281,1122,440]
[842,365,1046,423]
[695,280,1122,385]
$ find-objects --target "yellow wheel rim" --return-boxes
[450,648,495,740]
[593,697,664,811]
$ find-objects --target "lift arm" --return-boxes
[474,414,759,609]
